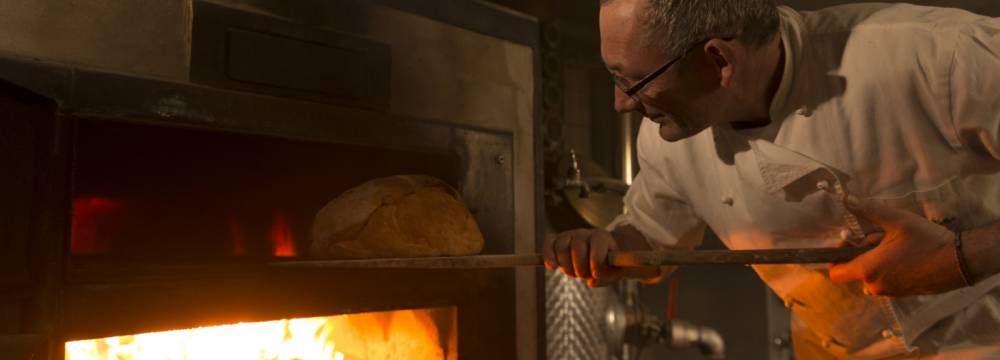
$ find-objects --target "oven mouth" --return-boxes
[64,306,458,360]
[69,118,461,266]
[0,16,528,354]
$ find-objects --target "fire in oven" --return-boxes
[61,119,472,360]
[65,307,458,359]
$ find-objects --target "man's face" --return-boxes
[600,0,731,142]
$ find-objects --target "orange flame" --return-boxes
[270,212,297,257]
[228,216,247,257]
[71,197,124,255]
[65,308,453,360]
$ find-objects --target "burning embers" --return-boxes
[70,197,124,255]
[70,195,302,259]
[65,307,457,360]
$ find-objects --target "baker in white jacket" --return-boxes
[543,0,1000,358]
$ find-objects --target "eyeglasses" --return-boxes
[612,38,718,102]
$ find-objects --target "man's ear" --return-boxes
[703,39,738,89]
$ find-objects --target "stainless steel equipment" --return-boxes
[605,281,725,360]
[546,271,614,360]
[545,150,730,360]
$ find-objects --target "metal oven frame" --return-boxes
[0,2,543,358]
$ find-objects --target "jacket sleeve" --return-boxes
[607,120,705,251]
[950,18,1000,163]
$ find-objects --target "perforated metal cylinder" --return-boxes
[546,270,612,360]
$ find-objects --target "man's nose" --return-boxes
[613,88,642,114]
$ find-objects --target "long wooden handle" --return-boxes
[607,244,876,267]
[272,245,875,269]
[276,254,543,269]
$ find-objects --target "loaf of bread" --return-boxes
[310,175,485,259]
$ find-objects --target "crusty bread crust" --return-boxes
[310,175,485,259]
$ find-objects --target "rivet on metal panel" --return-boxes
[772,335,790,349]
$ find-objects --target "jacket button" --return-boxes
[881,329,896,338]
[721,197,734,206]
[839,228,853,241]
[796,106,812,117]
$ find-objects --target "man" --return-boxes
[543,0,1000,358]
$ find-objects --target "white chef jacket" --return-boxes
[611,3,1000,359]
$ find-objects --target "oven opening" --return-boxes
[69,118,461,266]
[64,306,457,359]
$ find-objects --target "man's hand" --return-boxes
[543,229,623,287]
[543,227,661,287]
[828,196,967,296]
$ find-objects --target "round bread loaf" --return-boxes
[310,175,485,259]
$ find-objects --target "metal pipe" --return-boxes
[619,112,642,186]
[667,320,726,359]
[697,326,726,359]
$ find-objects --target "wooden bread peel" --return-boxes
[274,244,876,269]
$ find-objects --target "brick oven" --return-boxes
[0,1,542,358]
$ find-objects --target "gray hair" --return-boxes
[605,0,780,57]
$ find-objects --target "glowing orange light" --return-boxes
[270,212,297,257]
[228,216,247,256]
[70,196,124,255]
[64,309,453,360]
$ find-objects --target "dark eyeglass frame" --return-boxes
[614,37,728,100]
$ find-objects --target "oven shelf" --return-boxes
[65,253,533,285]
